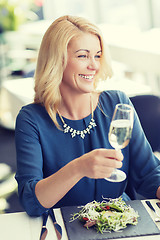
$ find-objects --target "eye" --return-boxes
[95,54,101,59]
[78,54,87,58]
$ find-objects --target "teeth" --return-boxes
[79,74,94,79]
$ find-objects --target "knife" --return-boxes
[40,211,49,240]
[145,200,160,218]
[49,208,62,240]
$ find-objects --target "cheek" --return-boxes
[96,60,101,69]
[64,61,76,74]
[63,58,86,78]
[70,60,82,70]
[63,66,76,84]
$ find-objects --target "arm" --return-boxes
[156,187,160,199]
[35,148,123,209]
[109,90,160,199]
[126,98,160,199]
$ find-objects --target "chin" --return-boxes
[80,82,95,92]
[80,86,94,94]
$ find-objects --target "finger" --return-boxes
[99,149,124,161]
[93,150,123,168]
[90,166,115,179]
[106,149,123,161]
[94,148,123,161]
[101,157,123,169]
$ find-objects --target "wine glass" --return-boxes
[105,103,134,182]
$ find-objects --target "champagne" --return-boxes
[105,103,133,182]
[109,119,132,149]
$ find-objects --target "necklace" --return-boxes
[57,96,96,139]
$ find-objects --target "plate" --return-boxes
[61,200,160,240]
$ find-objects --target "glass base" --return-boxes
[105,169,126,182]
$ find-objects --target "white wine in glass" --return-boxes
[105,103,134,182]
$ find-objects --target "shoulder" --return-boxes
[16,103,46,121]
[94,90,131,118]
[99,90,130,106]
[98,91,140,124]
[16,103,50,129]
[19,103,45,113]
[100,90,129,102]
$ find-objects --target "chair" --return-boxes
[126,94,160,200]
[130,94,160,152]
[0,170,17,213]
[0,126,18,213]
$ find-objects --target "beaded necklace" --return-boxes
[57,96,96,139]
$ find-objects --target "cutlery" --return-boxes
[145,200,160,222]
[49,208,62,240]
[40,211,49,240]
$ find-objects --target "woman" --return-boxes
[15,15,160,217]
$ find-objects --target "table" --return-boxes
[18,21,160,72]
[18,20,160,94]
[0,78,34,129]
[0,199,160,240]
[99,25,160,95]
[0,77,151,129]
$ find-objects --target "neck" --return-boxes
[57,93,97,139]
[58,93,93,120]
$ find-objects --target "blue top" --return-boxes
[15,91,160,216]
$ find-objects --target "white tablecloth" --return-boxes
[0,200,160,240]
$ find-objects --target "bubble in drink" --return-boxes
[109,119,132,149]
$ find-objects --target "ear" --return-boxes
[62,53,68,70]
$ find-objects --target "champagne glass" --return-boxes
[105,103,134,182]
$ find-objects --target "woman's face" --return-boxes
[60,32,102,96]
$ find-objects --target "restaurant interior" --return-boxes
[0,1,160,237]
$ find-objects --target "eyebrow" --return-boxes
[75,49,102,54]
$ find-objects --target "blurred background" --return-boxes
[0,0,160,213]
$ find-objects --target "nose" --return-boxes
[88,57,99,71]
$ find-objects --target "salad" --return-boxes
[70,197,139,233]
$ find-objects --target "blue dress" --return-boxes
[15,91,160,216]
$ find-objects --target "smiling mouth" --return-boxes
[79,74,94,80]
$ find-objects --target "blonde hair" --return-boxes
[34,15,113,128]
